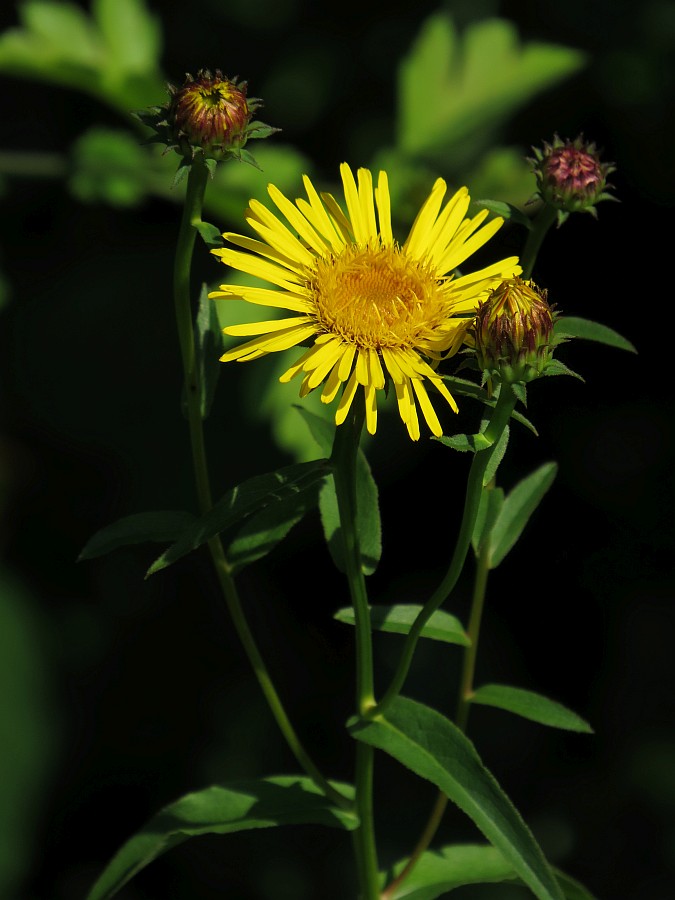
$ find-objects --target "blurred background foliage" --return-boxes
[0,0,673,898]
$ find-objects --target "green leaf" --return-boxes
[482,423,509,486]
[554,316,636,353]
[383,846,597,899]
[398,15,585,163]
[471,486,504,556]
[475,199,533,229]
[69,127,149,207]
[86,776,357,900]
[434,432,491,452]
[146,461,329,576]
[488,462,557,567]
[334,604,469,646]
[349,697,564,900]
[93,0,161,75]
[384,844,519,899]
[296,408,382,575]
[470,685,593,733]
[193,221,224,248]
[194,283,222,418]
[226,482,322,573]
[79,511,197,561]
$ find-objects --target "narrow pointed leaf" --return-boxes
[295,408,381,574]
[226,481,322,573]
[471,487,504,556]
[385,844,519,899]
[334,604,469,646]
[470,684,593,733]
[146,461,329,575]
[194,283,222,418]
[349,696,564,900]
[384,845,596,899]
[554,316,636,353]
[79,511,196,561]
[434,432,491,452]
[86,776,357,900]
[488,462,557,567]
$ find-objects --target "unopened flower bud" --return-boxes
[169,70,252,159]
[474,277,555,384]
[529,135,616,223]
[134,69,277,168]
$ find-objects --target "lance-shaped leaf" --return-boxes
[146,460,329,576]
[384,843,519,898]
[554,316,636,353]
[295,407,382,575]
[470,684,593,733]
[487,462,557,567]
[226,481,323,573]
[79,511,197,561]
[349,697,564,900]
[194,282,222,418]
[86,776,357,900]
[383,844,596,899]
[334,604,469,646]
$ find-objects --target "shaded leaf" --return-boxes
[334,604,469,646]
[146,461,329,576]
[296,408,382,575]
[554,316,636,353]
[349,697,564,900]
[471,486,504,556]
[475,199,533,229]
[470,684,593,733]
[79,511,196,561]
[86,776,357,900]
[488,462,557,567]
[227,482,322,573]
[194,283,221,418]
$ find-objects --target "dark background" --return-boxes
[1,0,674,898]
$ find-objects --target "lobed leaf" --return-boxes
[470,684,593,733]
[488,462,557,567]
[334,604,469,646]
[146,461,329,576]
[349,697,564,900]
[79,511,196,561]
[86,776,357,900]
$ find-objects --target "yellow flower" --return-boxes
[210,164,520,440]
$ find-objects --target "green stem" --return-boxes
[374,384,516,717]
[331,404,380,899]
[455,536,491,732]
[520,205,558,280]
[173,160,349,811]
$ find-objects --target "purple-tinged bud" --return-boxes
[474,277,555,384]
[529,135,616,223]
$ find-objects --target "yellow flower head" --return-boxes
[210,164,520,440]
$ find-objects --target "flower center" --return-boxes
[311,245,446,350]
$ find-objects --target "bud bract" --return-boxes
[474,277,555,384]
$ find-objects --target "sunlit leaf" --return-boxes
[86,776,357,900]
[334,604,469,646]
[350,697,564,900]
[470,684,593,733]
[554,316,637,353]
